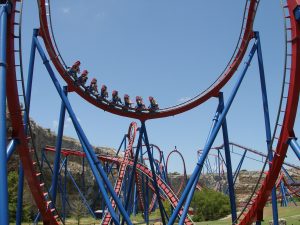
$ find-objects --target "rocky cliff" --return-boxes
[6,111,116,216]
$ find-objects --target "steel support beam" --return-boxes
[280,181,288,207]
[219,92,237,223]
[256,31,278,225]
[0,4,9,224]
[121,130,143,225]
[34,36,132,225]
[16,28,39,225]
[178,99,222,225]
[51,86,67,205]
[142,122,166,225]
[169,38,257,225]
[295,6,300,21]
[6,138,18,161]
[289,138,300,160]
[76,131,121,224]
[233,149,247,185]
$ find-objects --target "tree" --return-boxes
[71,196,86,225]
[8,171,32,222]
[191,188,230,221]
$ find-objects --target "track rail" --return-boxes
[238,0,300,224]
[166,149,187,196]
[44,146,194,225]
[37,0,258,121]
[207,142,300,170]
[101,122,137,225]
[6,1,61,224]
[6,0,299,224]
[134,144,164,212]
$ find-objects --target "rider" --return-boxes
[148,96,159,111]
[77,70,88,86]
[88,78,98,95]
[135,96,145,111]
[68,60,81,80]
[123,94,133,108]
[111,90,122,105]
[100,85,108,99]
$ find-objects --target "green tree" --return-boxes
[71,196,86,225]
[8,171,18,222]
[162,200,172,217]
[191,188,230,221]
[8,171,32,222]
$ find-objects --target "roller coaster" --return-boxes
[1,0,300,225]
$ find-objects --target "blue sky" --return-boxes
[21,1,299,174]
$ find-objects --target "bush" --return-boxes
[191,188,230,221]
[162,200,172,217]
[8,171,32,222]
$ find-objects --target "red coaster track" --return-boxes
[4,0,300,224]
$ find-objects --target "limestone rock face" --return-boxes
[6,111,116,215]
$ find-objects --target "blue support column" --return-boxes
[63,156,68,223]
[140,146,147,222]
[17,28,39,225]
[6,138,18,161]
[178,94,223,225]
[219,92,237,223]
[34,36,132,225]
[25,29,38,110]
[289,138,300,160]
[66,166,96,217]
[233,150,247,185]
[82,156,85,194]
[142,122,167,225]
[294,6,300,21]
[51,86,67,205]
[121,130,143,225]
[169,39,258,225]
[76,132,121,224]
[145,176,149,225]
[133,184,137,216]
[0,4,9,225]
[280,181,288,207]
[255,32,278,225]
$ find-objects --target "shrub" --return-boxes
[8,171,32,222]
[190,188,230,221]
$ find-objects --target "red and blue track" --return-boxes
[3,0,300,224]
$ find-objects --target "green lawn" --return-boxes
[195,205,300,225]
[9,205,300,225]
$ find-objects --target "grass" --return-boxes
[195,205,300,225]
[9,217,98,225]
[9,205,300,225]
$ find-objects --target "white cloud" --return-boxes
[178,97,191,103]
[62,7,71,14]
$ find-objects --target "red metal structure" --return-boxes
[2,0,299,224]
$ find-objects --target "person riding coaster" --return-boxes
[148,96,159,112]
[135,96,146,112]
[87,78,98,95]
[77,70,88,86]
[68,60,81,80]
[111,90,122,105]
[123,94,133,110]
[100,85,108,99]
